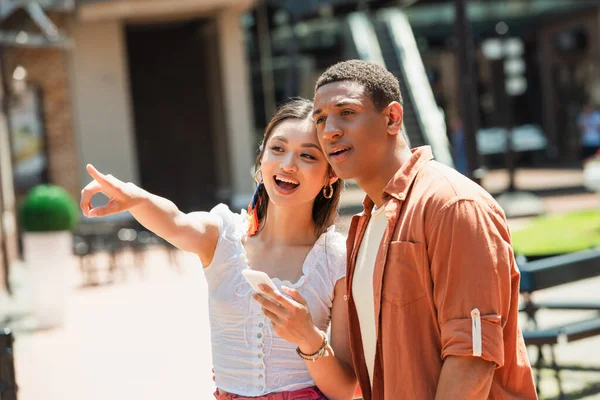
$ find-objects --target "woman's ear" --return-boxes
[328,171,339,186]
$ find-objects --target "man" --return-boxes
[578,102,600,161]
[312,60,537,399]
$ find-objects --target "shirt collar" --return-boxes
[361,146,434,214]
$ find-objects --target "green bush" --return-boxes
[20,184,79,232]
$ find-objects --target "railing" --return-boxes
[378,8,453,167]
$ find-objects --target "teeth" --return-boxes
[331,148,349,155]
[275,176,299,185]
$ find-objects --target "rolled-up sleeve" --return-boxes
[428,197,515,368]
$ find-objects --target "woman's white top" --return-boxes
[204,204,347,397]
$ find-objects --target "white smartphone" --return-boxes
[241,269,280,295]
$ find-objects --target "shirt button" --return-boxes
[259,385,264,391]
[257,333,262,338]
[398,192,405,199]
[259,363,264,369]
[258,343,264,348]
[258,353,263,358]
[258,374,264,379]
[259,323,264,328]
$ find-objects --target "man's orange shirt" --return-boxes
[346,147,537,399]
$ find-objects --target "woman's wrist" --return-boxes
[128,184,152,209]
[298,328,325,355]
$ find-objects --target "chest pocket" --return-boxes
[382,241,429,307]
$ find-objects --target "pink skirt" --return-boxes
[214,386,327,400]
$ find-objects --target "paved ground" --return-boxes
[3,167,600,400]
[10,250,215,400]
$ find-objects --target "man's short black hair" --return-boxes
[315,60,403,111]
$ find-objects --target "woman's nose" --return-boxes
[280,154,298,173]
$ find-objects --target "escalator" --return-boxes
[344,10,453,166]
[372,17,425,148]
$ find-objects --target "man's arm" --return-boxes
[435,356,495,400]
[428,198,515,396]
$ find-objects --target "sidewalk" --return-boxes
[9,249,217,400]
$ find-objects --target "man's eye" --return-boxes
[341,110,353,116]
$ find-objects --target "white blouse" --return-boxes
[204,204,347,397]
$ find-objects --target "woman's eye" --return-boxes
[301,154,316,160]
[315,117,325,124]
[270,146,283,152]
[341,110,353,116]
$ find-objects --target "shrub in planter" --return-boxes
[20,184,79,232]
[19,184,79,329]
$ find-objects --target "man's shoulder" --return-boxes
[416,161,485,197]
[414,161,500,213]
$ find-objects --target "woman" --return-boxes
[80,99,356,400]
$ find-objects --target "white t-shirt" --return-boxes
[351,204,388,387]
[204,204,347,397]
[578,110,600,147]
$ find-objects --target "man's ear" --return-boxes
[385,101,403,136]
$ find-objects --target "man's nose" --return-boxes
[321,119,343,141]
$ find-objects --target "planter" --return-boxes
[22,231,73,329]
[19,184,78,330]
[584,159,600,217]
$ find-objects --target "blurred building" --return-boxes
[403,0,600,165]
[0,71,17,295]
[246,0,600,167]
[2,0,258,215]
[0,0,258,293]
[244,0,455,166]
[72,0,258,212]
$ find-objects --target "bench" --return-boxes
[73,218,171,286]
[518,248,600,398]
[0,327,17,400]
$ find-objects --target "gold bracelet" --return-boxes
[296,332,330,362]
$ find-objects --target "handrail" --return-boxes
[378,8,454,167]
[346,12,386,67]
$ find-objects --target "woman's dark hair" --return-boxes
[253,98,343,237]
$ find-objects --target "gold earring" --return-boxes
[323,183,334,199]
[254,169,264,184]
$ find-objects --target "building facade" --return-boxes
[0,0,258,295]
[72,0,258,212]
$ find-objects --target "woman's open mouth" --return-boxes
[273,175,300,195]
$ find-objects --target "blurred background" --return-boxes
[0,0,600,399]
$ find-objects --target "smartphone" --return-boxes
[241,269,280,296]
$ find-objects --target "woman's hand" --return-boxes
[253,285,324,354]
[80,164,145,218]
